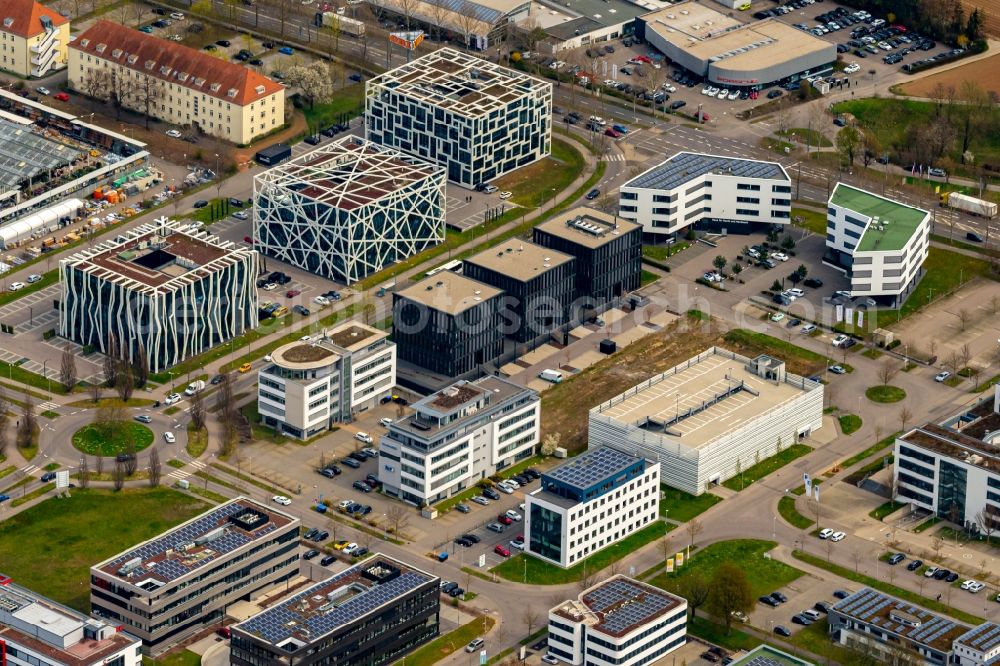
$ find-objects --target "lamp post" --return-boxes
[42,359,50,393]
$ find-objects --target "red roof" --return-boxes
[0,0,68,38]
[71,21,283,106]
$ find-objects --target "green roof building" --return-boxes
[729,645,816,666]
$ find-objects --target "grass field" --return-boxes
[865,386,907,403]
[660,485,723,522]
[0,488,208,610]
[643,241,690,261]
[406,616,494,666]
[840,432,899,469]
[494,138,586,208]
[778,495,815,529]
[722,330,841,376]
[722,444,813,491]
[791,207,828,235]
[778,128,832,148]
[72,423,154,456]
[143,650,201,666]
[838,414,862,435]
[687,615,763,652]
[301,84,365,130]
[869,500,901,520]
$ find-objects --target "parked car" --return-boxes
[494,545,511,557]
[272,495,292,506]
[934,371,951,382]
[455,503,471,513]
[907,559,923,571]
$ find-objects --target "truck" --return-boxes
[939,191,997,219]
[184,380,206,396]
[313,11,366,37]
[538,369,563,384]
[255,143,291,166]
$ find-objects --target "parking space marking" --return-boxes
[17,309,59,334]
[0,285,60,320]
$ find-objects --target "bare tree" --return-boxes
[115,362,135,402]
[685,518,704,550]
[133,343,149,389]
[16,394,36,452]
[112,460,125,491]
[123,438,138,476]
[190,389,206,430]
[215,372,235,423]
[976,507,997,545]
[945,351,961,377]
[851,549,863,573]
[957,308,971,331]
[148,447,161,487]
[103,333,119,388]
[522,608,540,638]
[898,405,913,433]
[79,456,90,489]
[60,347,77,393]
[89,381,102,404]
[959,344,972,374]
[95,452,104,477]
[454,0,481,51]
[932,536,944,561]
[386,504,410,536]
[878,358,899,386]
[825,538,835,562]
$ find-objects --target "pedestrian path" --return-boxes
[38,401,59,411]
[604,154,626,162]
[20,463,38,475]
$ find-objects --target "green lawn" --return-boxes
[792,207,828,235]
[778,127,833,148]
[71,423,153,456]
[301,84,365,130]
[778,495,815,529]
[838,414,862,435]
[405,616,494,666]
[865,386,907,403]
[914,517,941,533]
[0,359,64,396]
[660,485,723,522]
[869,501,901,520]
[187,424,208,457]
[649,539,803,599]
[492,521,668,584]
[722,444,812,491]
[641,269,660,286]
[144,650,201,666]
[839,432,898,469]
[495,138,585,208]
[643,242,690,261]
[0,488,208,610]
[687,615,763,652]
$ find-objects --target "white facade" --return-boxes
[954,623,1000,666]
[378,377,539,505]
[548,577,687,666]
[619,152,791,239]
[258,322,395,440]
[525,447,660,568]
[825,183,930,300]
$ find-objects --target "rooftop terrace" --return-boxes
[830,184,928,253]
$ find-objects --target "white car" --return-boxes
[934,371,951,382]
[354,432,373,444]
[342,542,359,555]
[844,63,861,74]
[300,335,311,341]
[8,282,25,291]
[967,581,986,593]
[924,566,940,577]
[787,288,804,298]
[26,274,42,283]
[163,431,176,443]
[727,89,739,100]
[701,85,713,95]
[717,89,729,99]
[503,479,520,489]
[272,495,292,506]
[831,334,849,347]
[771,252,789,262]
[379,417,393,427]
[830,531,846,542]
[264,354,273,362]
[505,510,522,521]
[499,191,512,200]
[665,84,677,93]
[770,312,785,322]
[542,656,560,666]
[510,539,525,550]
[819,528,834,539]
[313,295,329,305]
[232,211,249,220]
[262,282,278,291]
[802,324,817,333]
[496,483,514,495]
[164,392,181,405]
[170,11,185,19]
[36,86,51,95]
[165,129,182,138]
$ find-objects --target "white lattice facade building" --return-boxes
[253,137,446,285]
[59,216,258,373]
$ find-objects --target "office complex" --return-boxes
[253,137,446,285]
[0,579,142,666]
[954,623,1000,666]
[258,322,396,440]
[69,21,284,144]
[230,556,439,666]
[366,0,528,49]
[90,498,299,654]
[59,216,258,373]
[379,376,539,505]
[463,239,575,343]
[533,207,642,309]
[392,271,504,378]
[524,446,660,568]
[729,646,816,666]
[365,48,551,188]
[589,349,823,495]
[548,576,686,666]
[0,0,69,78]
[826,183,930,303]
[619,152,792,240]
[892,386,1000,532]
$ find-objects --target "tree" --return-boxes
[781,234,795,251]
[89,381,102,404]
[975,507,997,545]
[112,460,125,491]
[386,504,410,536]
[677,570,710,618]
[132,74,165,130]
[282,62,336,109]
[706,563,753,632]
[95,452,104,477]
[521,608,540,637]
[685,518,704,550]
[109,70,131,121]
[94,402,127,447]
[851,549,863,574]
[116,362,135,402]
[215,372,235,423]
[79,455,90,489]
[931,536,944,561]
[190,389,206,430]
[836,126,861,166]
[540,432,560,456]
[123,438,138,476]
[957,308,971,331]
[770,279,782,292]
[16,394,36,452]
[878,358,899,386]
[712,255,727,272]
[362,298,376,325]
[454,0,482,50]
[148,446,161,487]
[104,332,119,388]
[60,347,78,393]
[732,263,743,277]
[945,351,961,377]
[133,344,149,389]
[898,405,913,433]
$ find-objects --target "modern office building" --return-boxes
[253,137,446,285]
[618,152,792,240]
[365,48,551,188]
[524,446,660,568]
[463,239,575,343]
[953,623,1000,666]
[638,3,835,90]
[258,322,396,440]
[825,183,930,304]
[367,0,529,49]
[729,646,816,666]
[589,348,823,495]
[0,0,70,77]
[379,376,539,505]
[392,271,505,378]
[59,216,258,373]
[533,207,642,308]
[230,555,439,666]
[892,385,1000,532]
[0,579,142,666]
[828,588,971,665]
[548,576,686,666]
[90,498,300,654]
[69,21,284,144]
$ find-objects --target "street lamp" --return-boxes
[42,359,50,393]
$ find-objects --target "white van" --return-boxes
[539,369,563,384]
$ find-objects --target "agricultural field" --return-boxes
[899,51,1000,98]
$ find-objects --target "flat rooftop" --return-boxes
[901,421,1000,474]
[392,376,535,439]
[235,556,436,647]
[830,184,928,253]
[728,646,816,666]
[534,207,641,249]
[396,271,503,316]
[832,588,969,653]
[538,0,649,33]
[642,2,741,38]
[545,446,642,493]
[259,137,444,211]
[955,623,1000,654]
[554,576,683,638]
[271,340,340,370]
[368,48,549,118]
[591,348,816,450]
[95,498,296,587]
[325,321,386,351]
[0,117,80,190]
[465,238,573,282]
[625,152,788,192]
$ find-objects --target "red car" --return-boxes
[216,627,231,639]
[243,236,254,244]
[286,289,301,298]
[54,92,69,102]
[604,128,621,138]
[498,514,513,525]
[494,545,510,557]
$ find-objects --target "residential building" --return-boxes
[90,498,300,654]
[392,271,504,379]
[378,376,539,504]
[0,579,142,666]
[367,0,529,49]
[729,646,816,666]
[59,216,258,373]
[524,446,660,568]
[230,555,439,666]
[69,21,285,144]
[828,588,971,666]
[0,0,69,77]
[618,152,792,240]
[953,623,1000,666]
[463,239,576,343]
[825,183,930,304]
[365,48,551,188]
[258,322,396,440]
[532,207,642,309]
[892,385,1000,532]
[547,576,686,666]
[589,348,823,495]
[253,137,446,285]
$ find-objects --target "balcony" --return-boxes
[31,31,58,55]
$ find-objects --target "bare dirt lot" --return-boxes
[898,51,1000,98]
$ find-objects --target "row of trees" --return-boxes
[101,333,149,402]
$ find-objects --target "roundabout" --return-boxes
[71,422,154,457]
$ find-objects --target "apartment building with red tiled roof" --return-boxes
[68,21,285,144]
[0,0,70,77]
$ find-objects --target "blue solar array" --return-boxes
[583,579,676,636]
[545,447,639,492]
[627,152,788,192]
[835,588,963,649]
[956,623,1000,652]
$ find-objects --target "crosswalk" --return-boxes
[168,459,206,481]
[604,154,626,162]
[20,463,38,475]
[39,402,59,412]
